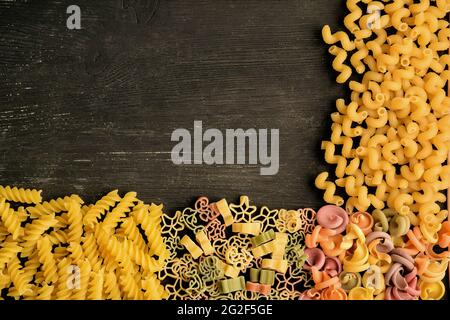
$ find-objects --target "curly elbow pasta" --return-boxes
[315,0,450,300]
[158,195,315,300]
[319,0,450,251]
[0,187,168,300]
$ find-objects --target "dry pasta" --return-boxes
[316,0,450,299]
[159,195,314,300]
[0,187,168,300]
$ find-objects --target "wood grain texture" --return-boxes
[0,0,348,212]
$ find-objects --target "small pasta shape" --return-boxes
[87,268,104,300]
[21,214,58,258]
[315,172,344,206]
[66,200,83,244]
[26,194,83,218]
[329,46,353,83]
[0,199,23,240]
[37,236,58,284]
[322,25,356,51]
[71,259,91,300]
[83,190,120,229]
[0,186,42,204]
[104,271,122,300]
[0,189,169,300]
[7,256,32,296]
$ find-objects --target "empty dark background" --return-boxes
[0,0,347,212]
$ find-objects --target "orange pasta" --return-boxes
[350,212,374,235]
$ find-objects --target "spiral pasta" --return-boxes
[0,186,42,204]
[66,200,83,244]
[71,259,91,300]
[87,268,104,300]
[21,213,58,258]
[104,271,122,300]
[0,188,168,300]
[36,236,58,284]
[318,0,450,245]
[0,199,23,240]
[27,194,83,219]
[83,190,120,229]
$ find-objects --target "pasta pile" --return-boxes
[313,0,450,300]
[159,196,317,299]
[302,205,448,300]
[159,196,448,300]
[318,0,450,240]
[0,185,168,300]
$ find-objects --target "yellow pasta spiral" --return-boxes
[142,274,168,300]
[21,214,58,258]
[37,237,58,284]
[83,190,121,229]
[95,227,135,274]
[67,242,84,264]
[0,186,42,204]
[7,256,32,296]
[419,280,446,300]
[47,229,68,246]
[81,233,103,272]
[123,238,163,274]
[315,172,345,206]
[322,25,356,51]
[27,284,54,300]
[0,241,22,268]
[71,259,91,300]
[22,253,40,284]
[118,217,147,253]
[118,268,143,300]
[132,203,168,258]
[419,259,448,283]
[101,192,137,233]
[87,268,104,300]
[55,257,73,300]
[342,224,370,273]
[329,45,353,83]
[0,199,23,240]
[344,0,362,33]
[104,271,122,300]
[66,200,83,244]
[26,194,83,218]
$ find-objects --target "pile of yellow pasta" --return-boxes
[317,0,450,248]
[0,186,169,300]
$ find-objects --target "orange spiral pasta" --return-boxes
[350,212,374,235]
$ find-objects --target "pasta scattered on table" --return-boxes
[0,186,168,300]
[159,195,315,300]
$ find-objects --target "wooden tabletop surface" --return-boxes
[0,0,360,213]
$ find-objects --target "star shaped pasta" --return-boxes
[161,210,184,238]
[229,196,257,223]
[275,265,305,293]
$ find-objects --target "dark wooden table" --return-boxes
[1,0,348,212]
[1,0,449,300]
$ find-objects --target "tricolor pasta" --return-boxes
[159,196,316,300]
